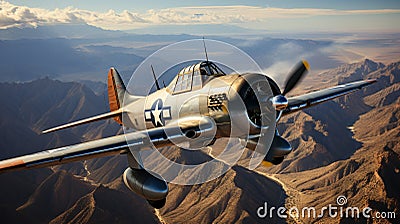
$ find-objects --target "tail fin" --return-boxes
[108,67,127,124]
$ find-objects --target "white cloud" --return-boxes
[0,1,399,30]
[0,1,148,29]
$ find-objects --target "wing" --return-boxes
[282,79,376,115]
[0,116,215,173]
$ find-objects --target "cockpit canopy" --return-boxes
[169,61,226,94]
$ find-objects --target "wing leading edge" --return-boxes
[0,116,215,173]
[282,79,376,115]
[0,132,130,173]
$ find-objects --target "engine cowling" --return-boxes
[264,134,292,165]
[244,74,293,165]
[123,167,168,206]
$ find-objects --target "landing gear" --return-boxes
[147,198,166,209]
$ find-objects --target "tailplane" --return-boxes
[42,67,140,134]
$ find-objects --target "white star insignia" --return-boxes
[152,100,163,126]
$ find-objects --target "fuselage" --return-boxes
[121,61,278,141]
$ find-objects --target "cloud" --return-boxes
[0,1,399,30]
[0,1,148,30]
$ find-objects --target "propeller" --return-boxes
[282,60,309,95]
[272,60,310,111]
[265,60,310,166]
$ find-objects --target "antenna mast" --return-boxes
[151,65,161,90]
[202,37,209,62]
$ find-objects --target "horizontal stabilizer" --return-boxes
[42,108,123,134]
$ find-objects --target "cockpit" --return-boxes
[169,61,226,94]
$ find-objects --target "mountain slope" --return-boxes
[275,100,400,223]
[0,78,119,158]
[160,157,286,223]
[0,78,146,222]
[16,170,96,223]
[0,59,399,223]
[51,185,159,224]
[268,60,400,223]
[0,38,143,82]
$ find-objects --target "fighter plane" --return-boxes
[0,57,376,208]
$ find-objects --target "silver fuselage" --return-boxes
[122,73,276,141]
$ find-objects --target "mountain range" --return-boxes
[1,25,371,85]
[0,59,399,223]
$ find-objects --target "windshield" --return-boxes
[200,61,226,76]
[170,61,227,94]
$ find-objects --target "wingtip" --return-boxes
[0,159,25,171]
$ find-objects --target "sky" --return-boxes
[1,0,399,33]
[6,0,400,12]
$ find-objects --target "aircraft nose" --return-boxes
[228,73,277,134]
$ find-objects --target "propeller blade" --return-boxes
[282,60,310,95]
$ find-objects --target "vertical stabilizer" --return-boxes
[108,67,126,124]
